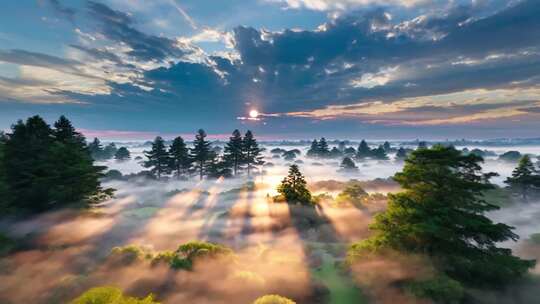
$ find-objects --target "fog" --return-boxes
[1,142,540,303]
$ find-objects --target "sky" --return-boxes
[0,0,539,140]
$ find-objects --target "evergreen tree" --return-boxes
[505,155,540,201]
[114,147,131,161]
[191,129,215,180]
[223,129,244,176]
[318,137,330,157]
[329,147,343,158]
[0,132,8,211]
[383,141,391,152]
[144,136,170,179]
[88,138,104,159]
[243,130,264,177]
[103,143,118,159]
[395,147,408,160]
[372,145,389,160]
[277,164,312,205]
[350,145,535,287]
[169,136,191,179]
[340,157,358,172]
[338,141,347,152]
[356,140,371,159]
[307,139,319,157]
[3,115,111,212]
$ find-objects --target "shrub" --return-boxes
[70,286,160,304]
[253,294,296,304]
[405,275,465,304]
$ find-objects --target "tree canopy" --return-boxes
[349,145,535,288]
[505,155,540,201]
[277,164,312,205]
[144,136,170,179]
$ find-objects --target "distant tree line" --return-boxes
[0,115,113,214]
[142,129,264,180]
[88,138,131,161]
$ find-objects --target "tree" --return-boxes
[277,164,312,205]
[168,136,191,179]
[350,145,535,287]
[0,132,9,211]
[356,140,371,159]
[329,147,343,158]
[243,130,264,177]
[191,129,215,180]
[307,139,319,157]
[383,141,391,152]
[103,143,118,159]
[3,115,111,212]
[505,155,540,201]
[340,157,358,172]
[395,147,408,160]
[144,136,170,179]
[318,137,330,157]
[372,145,389,160]
[88,138,104,160]
[223,130,244,176]
[115,147,131,161]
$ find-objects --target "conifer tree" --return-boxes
[383,141,391,152]
[169,136,191,179]
[318,137,330,157]
[277,164,312,205]
[191,129,215,180]
[356,140,371,159]
[372,145,389,160]
[307,139,319,157]
[144,136,170,179]
[243,130,264,177]
[505,155,540,201]
[395,147,408,160]
[350,145,535,287]
[340,157,358,172]
[0,132,9,211]
[224,129,244,176]
[88,138,104,159]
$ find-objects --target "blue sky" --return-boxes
[0,0,539,139]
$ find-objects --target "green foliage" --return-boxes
[356,140,371,159]
[307,138,333,158]
[1,115,112,213]
[114,147,131,161]
[499,150,522,162]
[243,130,264,176]
[405,275,464,304]
[168,136,191,179]
[190,129,215,180]
[144,136,170,179]
[0,132,9,210]
[277,165,313,205]
[335,184,368,206]
[505,155,540,201]
[0,233,16,257]
[253,295,296,304]
[395,147,408,160]
[110,245,153,264]
[349,145,535,288]
[70,286,160,304]
[371,145,388,160]
[224,129,244,176]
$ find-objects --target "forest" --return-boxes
[1,115,540,304]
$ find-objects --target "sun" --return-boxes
[249,109,259,119]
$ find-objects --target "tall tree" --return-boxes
[191,129,215,180]
[243,130,264,177]
[318,137,330,157]
[505,155,540,201]
[395,147,408,160]
[307,139,319,157]
[356,140,371,159]
[144,136,170,179]
[372,145,389,160]
[383,141,391,152]
[169,136,191,179]
[277,164,312,205]
[223,130,244,176]
[0,132,8,211]
[88,138,104,160]
[350,145,535,287]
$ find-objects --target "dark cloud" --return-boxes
[85,1,191,62]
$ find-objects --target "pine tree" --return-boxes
[318,137,330,157]
[144,136,170,179]
[224,129,244,176]
[243,130,264,177]
[505,155,540,201]
[103,143,118,159]
[383,141,391,152]
[307,139,319,157]
[356,140,371,159]
[277,164,312,205]
[372,145,389,160]
[191,129,215,180]
[114,147,131,161]
[88,138,104,160]
[168,136,191,179]
[350,145,535,287]
[395,147,408,160]
[0,132,9,211]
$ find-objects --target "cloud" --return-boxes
[44,0,76,23]
[268,0,427,11]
